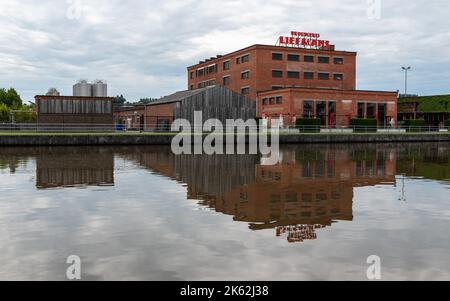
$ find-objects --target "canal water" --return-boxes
[0,143,449,281]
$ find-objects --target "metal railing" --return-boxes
[0,123,448,134]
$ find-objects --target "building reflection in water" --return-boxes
[35,147,115,189]
[122,145,398,244]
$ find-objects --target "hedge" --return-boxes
[404,119,426,132]
[296,118,321,133]
[349,118,377,132]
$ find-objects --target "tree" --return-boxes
[139,98,158,104]
[0,88,23,108]
[114,94,127,105]
[0,103,10,122]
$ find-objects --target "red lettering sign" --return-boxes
[278,31,331,50]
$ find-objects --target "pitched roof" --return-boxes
[146,86,215,106]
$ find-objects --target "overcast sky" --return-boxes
[1,0,449,102]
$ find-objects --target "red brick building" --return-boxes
[187,36,398,127]
[258,87,398,127]
[188,44,357,100]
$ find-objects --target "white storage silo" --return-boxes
[73,80,93,97]
[92,80,108,97]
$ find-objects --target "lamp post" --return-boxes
[401,66,411,96]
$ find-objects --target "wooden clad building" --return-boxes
[35,95,115,125]
[144,85,257,131]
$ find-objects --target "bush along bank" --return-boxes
[404,119,427,132]
[296,118,321,133]
[350,118,377,132]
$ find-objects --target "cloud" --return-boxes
[0,0,449,102]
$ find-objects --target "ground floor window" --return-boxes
[367,103,376,118]
[303,101,314,117]
[358,103,365,118]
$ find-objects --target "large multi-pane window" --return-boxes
[358,103,366,118]
[334,57,344,64]
[367,103,376,118]
[303,100,314,117]
[241,87,250,95]
[316,101,327,125]
[223,60,230,70]
[223,76,230,86]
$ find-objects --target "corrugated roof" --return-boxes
[146,86,216,106]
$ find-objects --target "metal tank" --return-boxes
[73,80,92,96]
[46,88,60,96]
[92,80,108,97]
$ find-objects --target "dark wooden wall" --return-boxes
[173,86,257,125]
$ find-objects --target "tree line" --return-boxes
[0,88,36,123]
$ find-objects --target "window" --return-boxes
[190,85,194,90]
[272,86,283,90]
[304,72,314,80]
[288,54,300,61]
[272,53,283,60]
[236,57,241,64]
[318,72,330,80]
[276,96,283,104]
[318,56,330,63]
[287,71,300,79]
[367,103,376,118]
[334,57,344,64]
[190,71,194,79]
[304,55,314,62]
[198,79,215,89]
[242,54,250,63]
[272,70,283,78]
[357,103,365,118]
[241,71,250,79]
[262,98,268,105]
[334,73,344,81]
[303,100,314,117]
[241,87,250,95]
[269,97,275,105]
[223,60,230,70]
[206,64,217,74]
[223,76,230,86]
[197,68,204,77]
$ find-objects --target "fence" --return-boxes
[0,123,449,134]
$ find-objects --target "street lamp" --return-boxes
[401,66,411,96]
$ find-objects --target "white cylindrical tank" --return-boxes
[92,80,107,97]
[73,80,92,96]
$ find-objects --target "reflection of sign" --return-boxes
[278,31,331,49]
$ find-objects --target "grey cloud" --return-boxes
[0,0,449,102]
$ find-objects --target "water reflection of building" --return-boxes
[124,145,397,244]
[36,148,114,189]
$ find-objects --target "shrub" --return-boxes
[296,118,321,133]
[445,119,450,129]
[404,119,426,132]
[349,118,377,132]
